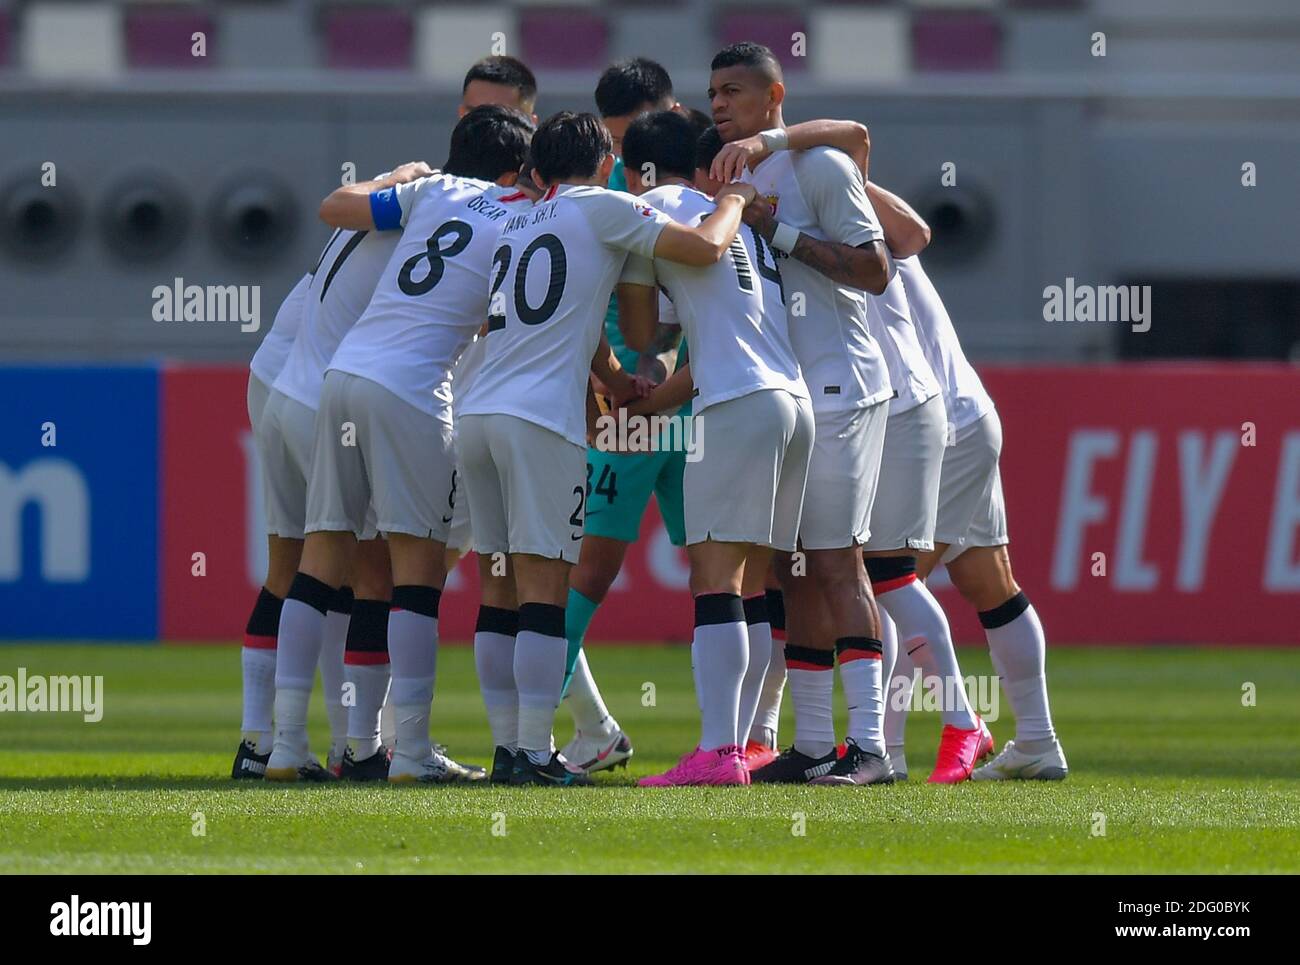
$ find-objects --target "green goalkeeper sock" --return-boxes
[562,588,600,697]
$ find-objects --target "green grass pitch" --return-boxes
[1,643,1297,874]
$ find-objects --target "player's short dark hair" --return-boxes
[444,105,536,182]
[594,57,674,118]
[711,42,783,83]
[695,125,725,173]
[531,111,612,184]
[462,55,538,109]
[623,111,696,183]
[684,108,713,139]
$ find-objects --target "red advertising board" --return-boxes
[159,364,1300,644]
[160,366,264,640]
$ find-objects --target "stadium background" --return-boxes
[2,0,1298,646]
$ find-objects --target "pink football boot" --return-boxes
[639,745,750,787]
[928,717,995,784]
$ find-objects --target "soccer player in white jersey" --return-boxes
[239,241,408,781]
[264,106,534,784]
[713,116,997,782]
[251,185,432,780]
[614,110,814,786]
[856,190,995,784]
[708,43,896,785]
[237,275,309,778]
[559,58,687,778]
[894,254,1068,780]
[457,110,755,786]
[443,159,543,574]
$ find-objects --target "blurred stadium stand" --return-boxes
[1,0,1299,363]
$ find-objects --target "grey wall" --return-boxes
[1,85,1296,364]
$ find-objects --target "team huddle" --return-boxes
[235,44,1068,788]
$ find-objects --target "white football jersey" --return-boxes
[866,271,943,416]
[272,228,399,410]
[249,274,308,386]
[742,147,892,412]
[326,174,526,422]
[621,183,806,413]
[895,255,993,431]
[459,184,674,447]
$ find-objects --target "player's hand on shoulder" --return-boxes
[710,136,769,184]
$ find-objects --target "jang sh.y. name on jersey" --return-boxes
[621,183,807,413]
[325,173,532,424]
[459,184,674,447]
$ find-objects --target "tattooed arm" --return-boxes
[744,197,890,295]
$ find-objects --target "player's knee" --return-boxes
[812,557,868,606]
[951,549,1019,612]
[266,536,303,597]
[571,563,616,603]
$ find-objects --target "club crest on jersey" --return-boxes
[635,203,655,217]
[765,194,780,216]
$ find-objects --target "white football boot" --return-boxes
[560,727,634,775]
[388,750,487,784]
[971,739,1068,781]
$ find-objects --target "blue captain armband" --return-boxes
[369,186,403,230]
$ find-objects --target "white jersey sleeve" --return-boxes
[581,188,672,259]
[368,174,442,230]
[619,251,656,287]
[792,148,885,250]
[249,273,309,385]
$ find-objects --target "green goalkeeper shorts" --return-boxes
[583,446,686,547]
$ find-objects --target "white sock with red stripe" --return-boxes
[835,636,886,756]
[869,558,977,731]
[980,591,1057,751]
[344,598,391,760]
[785,644,835,758]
